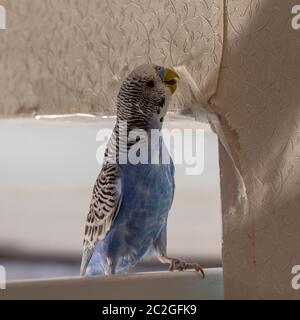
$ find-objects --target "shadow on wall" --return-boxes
[210,0,300,299]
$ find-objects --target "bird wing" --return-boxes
[80,163,122,275]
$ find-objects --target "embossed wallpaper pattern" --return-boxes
[0,0,222,117]
[211,0,300,299]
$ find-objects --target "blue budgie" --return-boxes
[80,64,204,277]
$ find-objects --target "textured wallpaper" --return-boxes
[0,0,222,117]
[212,0,300,299]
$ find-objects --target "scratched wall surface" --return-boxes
[210,0,300,299]
[0,0,222,117]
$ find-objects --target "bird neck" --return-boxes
[103,119,165,165]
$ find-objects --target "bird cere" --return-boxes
[80,64,204,278]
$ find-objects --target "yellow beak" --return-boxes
[162,68,180,94]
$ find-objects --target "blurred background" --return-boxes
[0,0,222,281]
[0,114,221,280]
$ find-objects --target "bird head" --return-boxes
[117,64,179,130]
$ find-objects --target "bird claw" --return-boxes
[168,259,205,278]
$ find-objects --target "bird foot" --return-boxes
[168,259,205,278]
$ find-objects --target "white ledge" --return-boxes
[0,268,223,300]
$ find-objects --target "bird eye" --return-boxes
[146,80,155,88]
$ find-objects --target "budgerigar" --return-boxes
[80,64,204,277]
